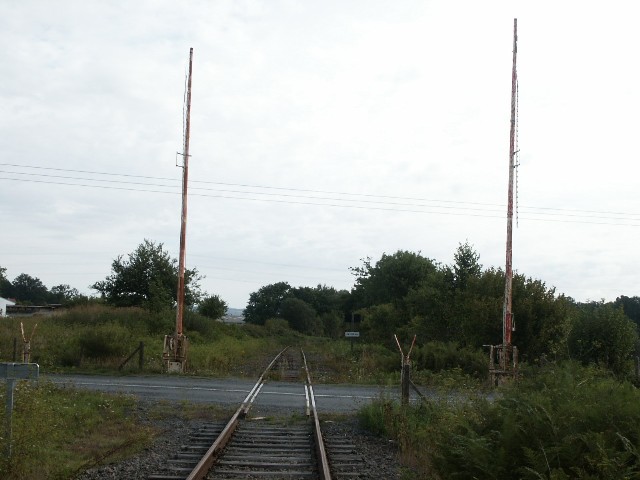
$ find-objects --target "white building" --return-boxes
[0,297,15,317]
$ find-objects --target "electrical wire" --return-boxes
[3,162,638,219]
[0,163,503,208]
[1,163,639,226]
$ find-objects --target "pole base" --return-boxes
[163,333,189,373]
[488,344,518,386]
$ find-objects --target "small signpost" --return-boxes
[345,331,360,351]
[2,363,39,457]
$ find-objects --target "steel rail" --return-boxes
[302,349,332,480]
[184,346,290,480]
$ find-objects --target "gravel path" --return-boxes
[75,400,401,480]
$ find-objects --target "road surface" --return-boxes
[45,374,403,413]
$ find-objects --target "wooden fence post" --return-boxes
[138,342,144,370]
[395,334,417,407]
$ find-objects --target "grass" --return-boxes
[0,305,505,478]
[0,306,419,384]
[0,380,235,480]
[0,381,155,480]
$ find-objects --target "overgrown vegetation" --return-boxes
[0,381,154,480]
[359,363,640,479]
[4,241,640,478]
[0,305,395,380]
[4,241,640,381]
[0,305,297,375]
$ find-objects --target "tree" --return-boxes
[91,239,203,310]
[11,273,49,304]
[291,285,348,316]
[404,269,453,341]
[568,302,638,375]
[199,294,228,320]
[406,261,571,359]
[510,275,572,360]
[614,295,640,327]
[361,303,406,345]
[243,282,291,325]
[280,297,321,334]
[0,266,11,298]
[48,284,86,305]
[350,251,438,308]
[450,241,482,291]
[291,284,349,337]
[442,269,503,347]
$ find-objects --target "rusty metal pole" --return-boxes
[502,18,518,371]
[164,48,193,373]
[176,47,193,338]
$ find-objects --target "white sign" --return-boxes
[0,363,39,380]
[345,331,360,338]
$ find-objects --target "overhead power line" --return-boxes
[0,162,503,208]
[1,163,639,227]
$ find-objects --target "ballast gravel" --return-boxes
[75,401,401,480]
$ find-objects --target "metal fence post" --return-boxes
[2,363,39,458]
[5,378,15,457]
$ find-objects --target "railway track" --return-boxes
[148,347,365,480]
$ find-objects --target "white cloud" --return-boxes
[1,0,639,308]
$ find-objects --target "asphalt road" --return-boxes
[45,374,401,414]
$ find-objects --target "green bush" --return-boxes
[412,341,488,378]
[264,318,293,336]
[77,324,130,360]
[358,399,392,436]
[568,303,638,375]
[361,362,640,479]
[183,311,218,338]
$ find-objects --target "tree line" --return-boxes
[243,243,640,376]
[1,239,227,320]
[0,266,88,306]
[4,239,639,375]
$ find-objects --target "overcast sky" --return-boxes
[1,1,639,309]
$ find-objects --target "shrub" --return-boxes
[413,341,488,378]
[77,324,130,360]
[183,311,218,337]
[264,318,293,336]
[568,303,638,375]
[360,362,640,479]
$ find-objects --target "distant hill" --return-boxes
[227,307,244,317]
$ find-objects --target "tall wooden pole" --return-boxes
[176,47,193,336]
[502,19,517,365]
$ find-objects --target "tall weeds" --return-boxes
[0,381,153,479]
[360,362,640,479]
